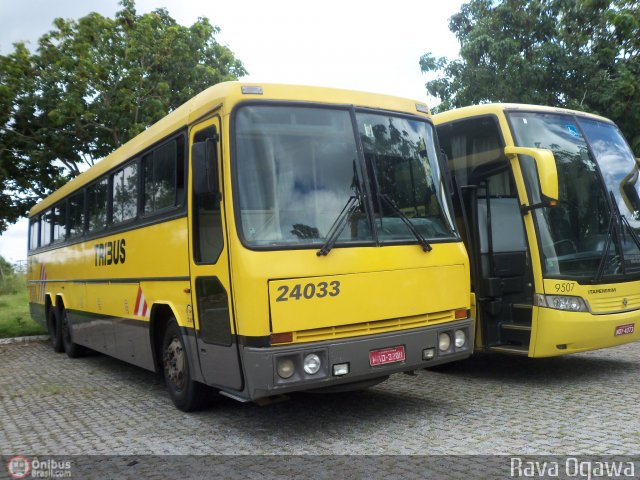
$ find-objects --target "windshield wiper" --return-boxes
[317,196,360,256]
[594,213,616,283]
[379,194,432,252]
[620,215,640,251]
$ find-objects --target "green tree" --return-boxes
[421,0,640,154]
[0,0,246,232]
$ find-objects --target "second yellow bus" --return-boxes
[435,104,640,357]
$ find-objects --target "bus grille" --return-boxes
[291,309,456,343]
[589,294,640,314]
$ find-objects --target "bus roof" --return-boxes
[433,103,613,125]
[29,81,431,217]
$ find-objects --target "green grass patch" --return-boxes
[0,278,47,339]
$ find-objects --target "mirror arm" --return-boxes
[521,199,558,214]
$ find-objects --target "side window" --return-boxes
[112,162,138,224]
[87,178,108,232]
[192,126,223,264]
[52,202,67,242]
[437,116,505,188]
[68,192,85,238]
[143,136,185,215]
[29,219,39,250]
[40,211,52,247]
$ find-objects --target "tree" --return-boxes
[0,0,246,232]
[420,0,640,155]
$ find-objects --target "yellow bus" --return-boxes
[27,82,473,410]
[434,104,640,357]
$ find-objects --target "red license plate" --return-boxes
[369,345,406,367]
[615,323,635,336]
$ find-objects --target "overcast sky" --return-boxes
[0,0,464,263]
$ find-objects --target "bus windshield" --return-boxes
[508,111,640,280]
[235,105,455,248]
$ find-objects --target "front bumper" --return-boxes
[533,307,640,357]
[240,319,473,400]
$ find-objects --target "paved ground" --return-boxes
[1,340,639,477]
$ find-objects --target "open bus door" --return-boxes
[439,116,535,354]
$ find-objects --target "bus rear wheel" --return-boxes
[61,309,85,358]
[162,319,210,412]
[47,308,63,353]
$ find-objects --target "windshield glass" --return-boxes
[508,112,619,279]
[578,118,640,275]
[235,105,456,249]
[356,111,456,241]
[235,105,367,247]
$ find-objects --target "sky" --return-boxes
[0,0,465,263]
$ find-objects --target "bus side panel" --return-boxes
[27,256,47,328]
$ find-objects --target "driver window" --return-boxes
[192,126,223,264]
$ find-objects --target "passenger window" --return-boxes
[87,179,108,232]
[40,211,52,246]
[52,203,67,242]
[29,219,39,250]
[112,162,138,224]
[143,137,185,215]
[68,192,85,238]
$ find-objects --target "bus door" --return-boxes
[471,167,534,353]
[188,118,243,390]
[438,116,534,354]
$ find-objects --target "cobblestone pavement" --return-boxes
[1,340,639,476]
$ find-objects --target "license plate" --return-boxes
[369,345,405,367]
[615,323,635,336]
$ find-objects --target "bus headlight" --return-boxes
[276,358,296,379]
[534,294,589,312]
[454,329,467,348]
[438,332,451,351]
[303,354,321,375]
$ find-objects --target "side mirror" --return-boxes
[504,146,558,201]
[192,137,219,196]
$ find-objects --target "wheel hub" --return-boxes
[164,337,186,390]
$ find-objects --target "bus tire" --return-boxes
[47,307,64,353]
[61,308,85,358]
[162,319,210,412]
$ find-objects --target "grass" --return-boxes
[0,276,47,339]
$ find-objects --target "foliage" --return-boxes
[0,255,21,295]
[420,0,640,154]
[0,285,45,338]
[0,0,247,232]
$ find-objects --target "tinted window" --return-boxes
[40,212,52,246]
[193,127,223,263]
[29,219,39,250]
[52,203,67,242]
[437,116,505,188]
[144,137,185,215]
[87,179,108,232]
[112,162,138,224]
[68,192,85,238]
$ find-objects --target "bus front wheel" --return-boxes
[162,319,210,412]
[47,308,63,353]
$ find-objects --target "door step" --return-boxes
[499,321,531,348]
[500,323,532,332]
[489,345,529,355]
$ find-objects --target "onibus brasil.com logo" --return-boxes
[6,456,71,479]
